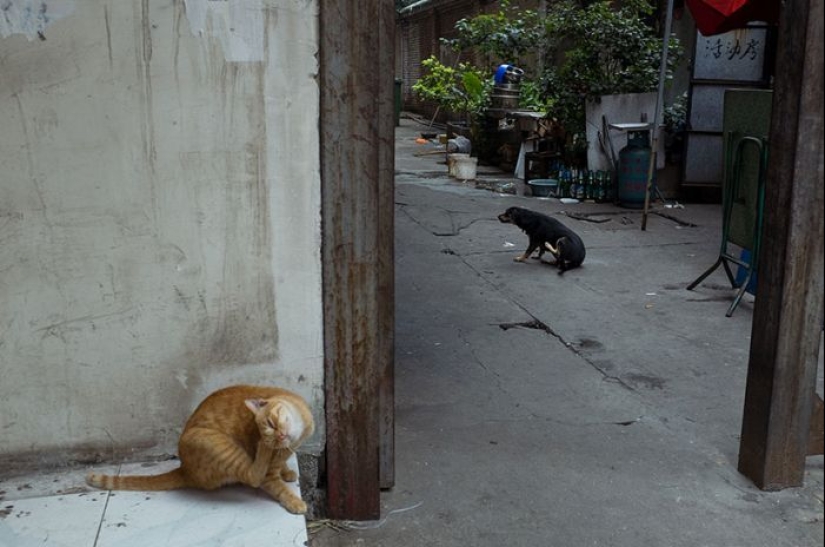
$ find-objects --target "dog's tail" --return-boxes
[547,237,585,275]
[556,238,569,256]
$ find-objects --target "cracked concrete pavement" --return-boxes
[308,116,824,547]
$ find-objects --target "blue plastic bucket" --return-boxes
[528,179,559,198]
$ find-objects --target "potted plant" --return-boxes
[412,56,491,145]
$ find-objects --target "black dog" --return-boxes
[497,206,585,274]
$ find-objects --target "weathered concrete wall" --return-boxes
[0,0,323,466]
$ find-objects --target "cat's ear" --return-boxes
[244,399,267,414]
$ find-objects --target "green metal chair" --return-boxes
[687,132,768,317]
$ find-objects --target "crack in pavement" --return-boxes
[563,209,699,228]
[400,202,644,394]
[398,204,492,236]
[444,245,639,393]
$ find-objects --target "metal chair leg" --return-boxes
[727,268,754,317]
[722,259,737,287]
[687,257,724,291]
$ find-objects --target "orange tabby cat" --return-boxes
[86,384,314,514]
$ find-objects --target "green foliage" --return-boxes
[517,80,554,112]
[663,91,688,134]
[445,1,542,65]
[411,56,492,119]
[540,0,683,135]
[411,0,683,159]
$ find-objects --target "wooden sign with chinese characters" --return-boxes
[693,27,769,82]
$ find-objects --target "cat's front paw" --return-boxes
[280,468,298,482]
[280,495,307,514]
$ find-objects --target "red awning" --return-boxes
[685,0,780,36]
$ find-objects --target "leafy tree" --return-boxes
[540,0,682,137]
[411,0,683,161]
[411,56,491,119]
[411,56,493,150]
[444,0,542,66]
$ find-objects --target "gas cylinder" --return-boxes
[617,130,654,208]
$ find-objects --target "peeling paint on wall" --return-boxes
[0,0,75,40]
[183,0,264,62]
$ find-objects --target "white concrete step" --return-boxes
[0,455,308,547]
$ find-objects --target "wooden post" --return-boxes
[737,0,824,489]
[377,0,397,492]
[808,394,824,456]
[320,0,396,519]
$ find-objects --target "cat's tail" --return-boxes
[86,467,188,491]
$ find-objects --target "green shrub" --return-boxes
[541,0,683,138]
[411,0,683,160]
[412,56,492,120]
